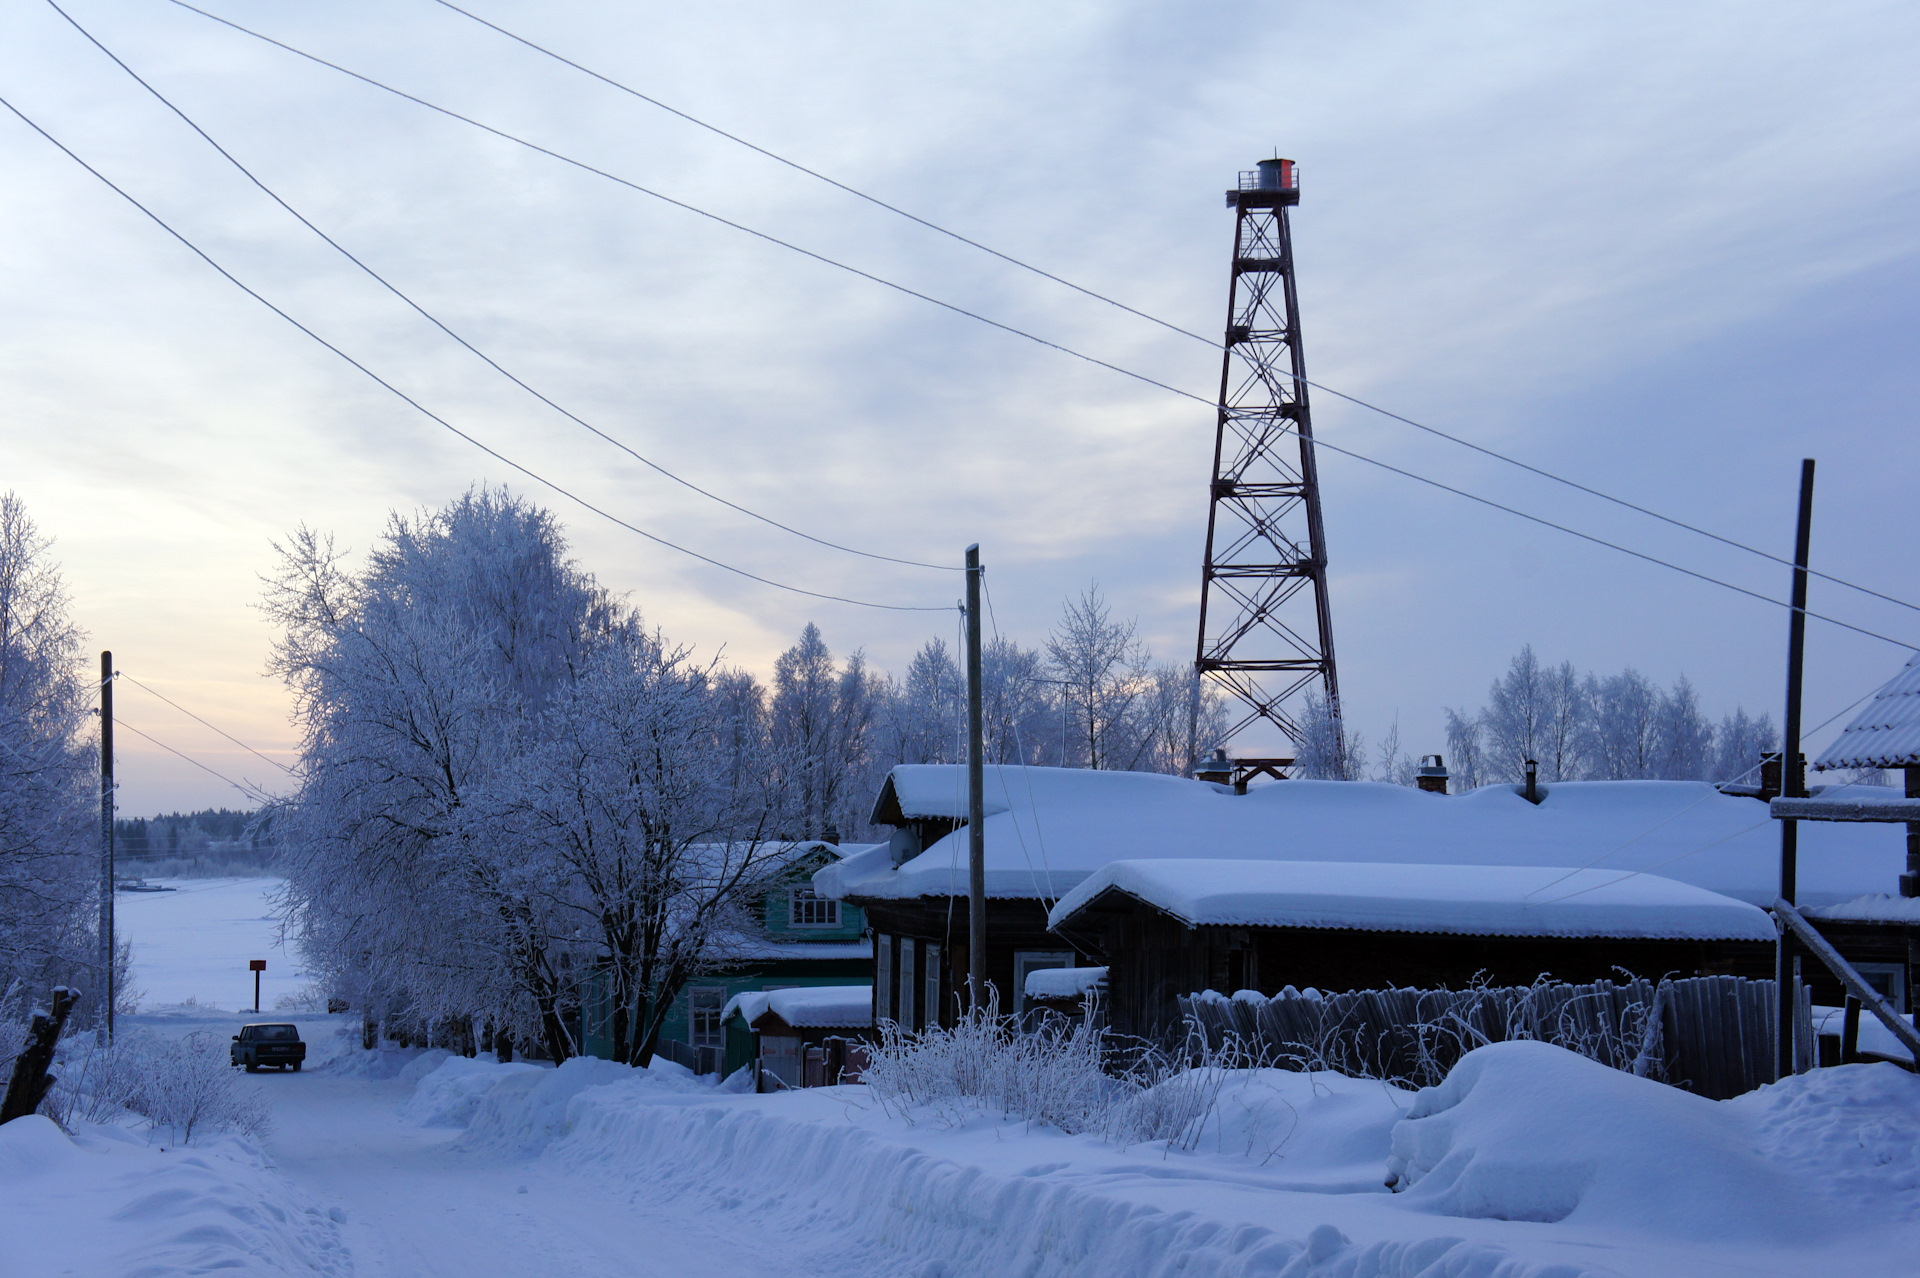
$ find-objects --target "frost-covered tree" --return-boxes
[268,488,790,1062]
[1481,646,1549,783]
[1651,676,1714,781]
[1372,721,1418,786]
[877,639,964,767]
[1709,708,1779,784]
[1444,708,1485,791]
[1584,668,1662,779]
[1293,690,1364,780]
[1540,660,1589,783]
[771,623,882,840]
[266,491,607,1057]
[1045,585,1152,771]
[489,629,789,1066]
[0,493,98,1021]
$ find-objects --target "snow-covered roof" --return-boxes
[1048,859,1776,942]
[723,985,873,1029]
[1804,894,1920,925]
[1024,967,1108,999]
[815,765,1901,908]
[1815,652,1920,770]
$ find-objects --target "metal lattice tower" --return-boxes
[1193,158,1341,751]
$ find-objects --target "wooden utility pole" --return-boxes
[98,651,115,1045]
[965,545,986,1014]
[1775,461,1814,1079]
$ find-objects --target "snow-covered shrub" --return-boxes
[864,1000,1233,1149]
[49,1031,268,1142]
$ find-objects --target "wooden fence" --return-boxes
[1179,975,1811,1100]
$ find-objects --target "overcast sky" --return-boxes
[4,0,1917,814]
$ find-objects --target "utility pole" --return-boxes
[1776,460,1815,1079]
[965,545,986,1015]
[98,650,115,1045]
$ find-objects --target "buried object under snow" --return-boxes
[1386,1040,1843,1241]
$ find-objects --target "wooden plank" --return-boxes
[1776,899,1920,1059]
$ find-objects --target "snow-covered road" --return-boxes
[256,1068,790,1278]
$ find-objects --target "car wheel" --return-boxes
[245,1063,259,1073]
[291,1062,302,1072]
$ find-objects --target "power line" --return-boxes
[50,0,955,576]
[417,0,1920,618]
[113,717,269,801]
[1271,418,1919,651]
[154,2,1920,639]
[32,14,1920,642]
[0,94,948,614]
[116,672,297,776]
[159,2,1204,410]
[428,0,1205,350]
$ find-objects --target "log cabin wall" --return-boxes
[856,897,1094,1028]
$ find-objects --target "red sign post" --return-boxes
[249,959,266,1013]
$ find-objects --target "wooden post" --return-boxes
[2,988,79,1124]
[965,544,986,1015]
[98,652,115,1046]
[1775,460,1814,1079]
[1841,994,1862,1065]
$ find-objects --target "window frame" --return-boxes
[688,985,727,1050]
[786,884,843,930]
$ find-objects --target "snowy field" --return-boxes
[5,879,1920,1276]
[117,877,313,1013]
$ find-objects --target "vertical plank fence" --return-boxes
[1179,975,1806,1100]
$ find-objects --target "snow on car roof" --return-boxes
[1047,858,1776,941]
[816,765,1899,907]
[1815,651,1920,770]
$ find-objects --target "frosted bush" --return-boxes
[864,998,1232,1150]
[49,1030,269,1142]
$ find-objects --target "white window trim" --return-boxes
[787,885,842,929]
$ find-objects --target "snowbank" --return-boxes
[398,1055,542,1127]
[0,1114,348,1276]
[383,1035,1920,1277]
[1387,1041,1838,1241]
[1728,1063,1920,1220]
[1049,859,1773,940]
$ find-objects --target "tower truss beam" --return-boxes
[1193,159,1341,760]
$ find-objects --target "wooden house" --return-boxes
[581,840,873,1068]
[1045,858,1776,1037]
[817,764,1899,1034]
[721,985,873,1089]
[1772,650,1920,1014]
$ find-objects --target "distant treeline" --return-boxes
[115,808,278,860]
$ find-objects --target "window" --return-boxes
[788,886,842,929]
[923,942,943,1029]
[1013,950,1077,1030]
[899,938,918,1030]
[689,986,726,1050]
[1856,962,1908,1013]
[876,934,893,1023]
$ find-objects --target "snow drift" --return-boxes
[0,1114,348,1276]
[397,1042,1920,1277]
[1387,1042,1839,1242]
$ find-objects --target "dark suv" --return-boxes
[231,1023,307,1072]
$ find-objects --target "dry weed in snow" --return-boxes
[865,1002,1234,1149]
[48,1030,269,1143]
